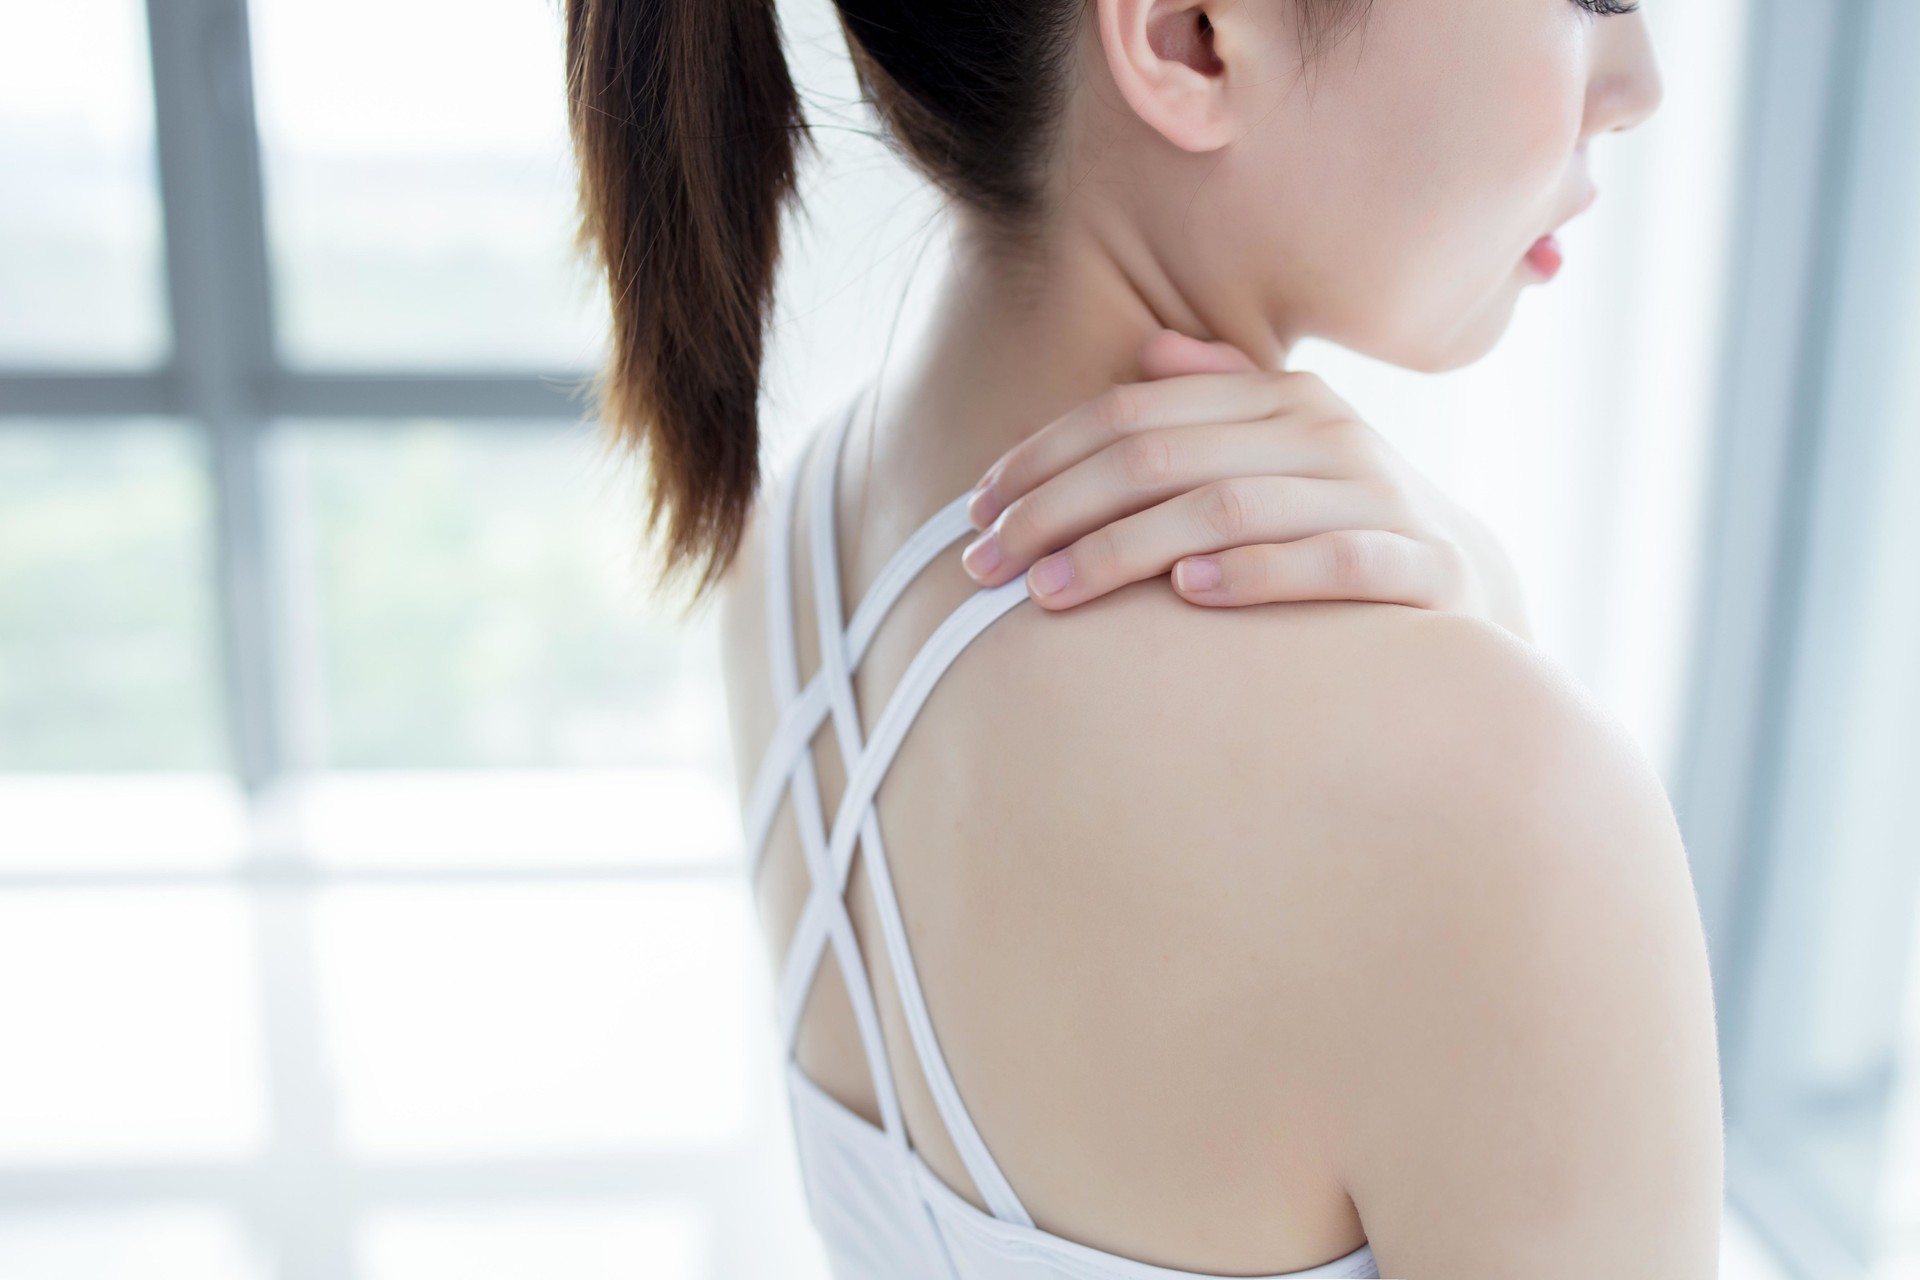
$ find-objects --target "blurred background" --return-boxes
[0,0,1915,1276]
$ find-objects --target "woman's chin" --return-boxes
[1377,314,1514,374]
[1325,272,1526,373]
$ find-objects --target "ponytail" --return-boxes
[565,0,811,606]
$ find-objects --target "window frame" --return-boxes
[0,0,592,790]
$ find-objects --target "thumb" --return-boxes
[1137,327,1261,379]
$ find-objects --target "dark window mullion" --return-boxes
[144,8,359,1280]
[0,372,179,416]
[146,0,286,791]
[0,372,590,420]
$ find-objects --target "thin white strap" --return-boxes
[777,397,1035,1225]
[777,577,1029,1025]
[741,484,980,879]
[761,414,910,1161]
[781,575,1032,1215]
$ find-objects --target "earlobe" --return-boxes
[1097,0,1235,153]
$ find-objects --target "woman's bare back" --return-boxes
[718,402,1723,1277]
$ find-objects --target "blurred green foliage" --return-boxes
[0,421,224,770]
[281,419,725,771]
[0,418,728,775]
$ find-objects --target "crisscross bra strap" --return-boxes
[755,384,1036,1226]
[760,396,912,1169]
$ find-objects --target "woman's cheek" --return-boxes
[1510,27,1591,180]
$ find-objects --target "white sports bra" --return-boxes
[739,385,1382,1280]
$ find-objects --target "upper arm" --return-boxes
[1293,614,1725,1278]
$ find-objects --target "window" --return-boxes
[267,420,726,771]
[0,422,223,769]
[0,1,815,1275]
[247,0,606,369]
[0,0,167,366]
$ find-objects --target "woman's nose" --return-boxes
[1587,15,1666,140]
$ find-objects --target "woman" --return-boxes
[565,0,1724,1275]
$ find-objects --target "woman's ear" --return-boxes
[1096,0,1236,152]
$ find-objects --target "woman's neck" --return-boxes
[859,210,1297,511]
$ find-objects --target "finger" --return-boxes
[967,368,1319,529]
[1169,530,1449,609]
[965,430,1376,587]
[1137,328,1261,378]
[1010,475,1399,607]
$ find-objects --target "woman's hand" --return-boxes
[959,329,1532,639]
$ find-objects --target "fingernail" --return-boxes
[1029,552,1074,597]
[966,476,1002,529]
[962,532,1002,579]
[1174,556,1222,591]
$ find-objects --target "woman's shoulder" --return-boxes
[1061,576,1695,971]
[974,571,1661,845]
[962,579,1719,1272]
[974,575,1691,963]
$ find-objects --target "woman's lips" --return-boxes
[1525,234,1564,280]
[1524,185,1596,281]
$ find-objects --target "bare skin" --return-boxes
[720,0,1722,1275]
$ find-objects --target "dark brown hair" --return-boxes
[564,0,1372,609]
